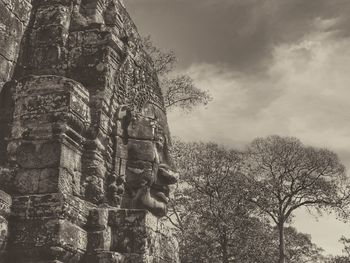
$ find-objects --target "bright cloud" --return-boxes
[169,31,350,164]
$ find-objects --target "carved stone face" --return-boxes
[120,104,178,217]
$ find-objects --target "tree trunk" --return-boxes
[278,221,285,263]
[222,246,229,263]
[221,231,229,263]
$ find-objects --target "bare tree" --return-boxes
[245,135,349,263]
[143,36,212,111]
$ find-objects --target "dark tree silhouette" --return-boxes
[245,135,349,263]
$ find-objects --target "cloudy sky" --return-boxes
[126,0,350,256]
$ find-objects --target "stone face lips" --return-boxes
[0,0,179,262]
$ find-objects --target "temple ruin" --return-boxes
[0,0,179,262]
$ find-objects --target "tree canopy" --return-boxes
[245,135,348,263]
[167,136,349,263]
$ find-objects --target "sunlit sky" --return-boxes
[126,0,350,256]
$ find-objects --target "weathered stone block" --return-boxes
[88,208,109,231]
[11,194,90,227]
[0,167,14,193]
[59,168,82,196]
[13,167,78,195]
[30,45,67,72]
[115,136,128,159]
[14,168,60,194]
[125,160,154,186]
[127,118,155,140]
[33,5,71,31]
[61,142,82,173]
[87,228,112,251]
[127,139,155,162]
[68,46,110,88]
[83,175,105,203]
[14,75,90,126]
[107,209,179,262]
[16,141,61,169]
[109,209,156,254]
[8,219,87,262]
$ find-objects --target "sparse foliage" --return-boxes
[143,36,212,111]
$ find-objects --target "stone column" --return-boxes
[0,0,180,262]
[4,75,91,262]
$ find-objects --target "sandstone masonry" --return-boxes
[0,1,179,262]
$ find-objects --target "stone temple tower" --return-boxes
[0,0,179,262]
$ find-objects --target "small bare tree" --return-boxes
[142,36,212,111]
[245,135,349,263]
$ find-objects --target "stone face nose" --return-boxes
[157,164,179,185]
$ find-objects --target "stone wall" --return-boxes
[0,0,179,262]
[0,0,32,88]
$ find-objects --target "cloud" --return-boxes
[168,30,350,168]
[126,0,350,73]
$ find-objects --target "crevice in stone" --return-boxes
[0,52,15,64]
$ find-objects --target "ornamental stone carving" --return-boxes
[0,0,179,262]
